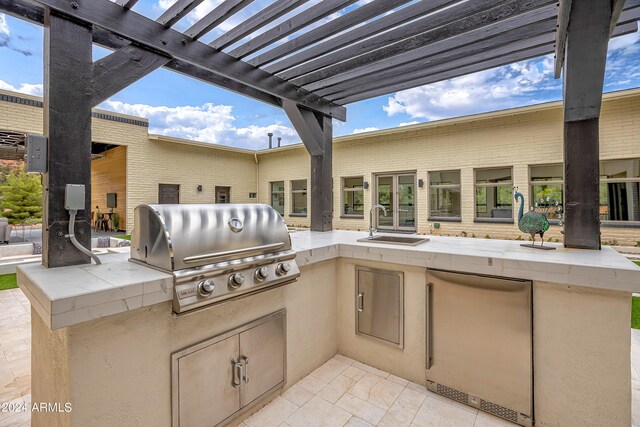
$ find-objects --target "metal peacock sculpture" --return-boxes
[514,187,559,249]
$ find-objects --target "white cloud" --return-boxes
[608,31,640,54]
[0,14,9,36]
[101,100,299,149]
[399,121,421,127]
[0,80,43,96]
[352,127,379,134]
[383,55,560,121]
[383,29,640,123]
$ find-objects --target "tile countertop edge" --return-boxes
[15,230,640,330]
[16,254,173,330]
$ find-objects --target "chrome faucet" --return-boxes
[369,204,388,237]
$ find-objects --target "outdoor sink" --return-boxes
[357,235,430,246]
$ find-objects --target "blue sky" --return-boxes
[1,1,639,150]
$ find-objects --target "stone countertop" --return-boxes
[291,230,640,292]
[17,230,640,330]
[17,250,173,330]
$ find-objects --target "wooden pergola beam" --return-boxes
[269,0,458,77]
[29,0,346,120]
[2,1,284,109]
[157,0,206,28]
[332,18,636,104]
[286,0,556,88]
[248,0,414,68]
[319,22,556,99]
[92,45,171,106]
[229,0,359,59]
[301,5,558,92]
[334,44,554,104]
[282,100,324,156]
[185,0,255,40]
[209,0,310,50]
[115,0,139,10]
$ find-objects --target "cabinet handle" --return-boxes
[425,282,433,370]
[231,359,242,388]
[240,355,249,384]
[356,292,364,312]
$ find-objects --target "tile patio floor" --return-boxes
[0,287,638,427]
[0,288,31,427]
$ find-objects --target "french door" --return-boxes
[375,173,416,232]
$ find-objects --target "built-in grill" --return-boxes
[130,204,299,314]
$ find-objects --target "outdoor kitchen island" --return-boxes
[17,230,639,427]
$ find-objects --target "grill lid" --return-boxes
[131,204,292,271]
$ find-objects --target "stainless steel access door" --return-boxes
[177,335,240,427]
[356,266,404,348]
[425,270,532,425]
[239,314,286,407]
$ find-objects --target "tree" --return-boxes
[0,166,43,225]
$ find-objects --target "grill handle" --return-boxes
[183,242,285,264]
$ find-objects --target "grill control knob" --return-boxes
[255,267,269,281]
[198,279,215,296]
[276,262,291,276]
[228,273,245,289]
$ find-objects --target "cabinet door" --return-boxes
[356,266,404,347]
[177,335,240,427]
[239,313,286,407]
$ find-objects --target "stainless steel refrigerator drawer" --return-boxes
[355,266,404,348]
[425,270,532,426]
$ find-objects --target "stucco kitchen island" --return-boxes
[17,231,640,427]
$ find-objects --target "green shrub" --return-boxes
[0,166,42,225]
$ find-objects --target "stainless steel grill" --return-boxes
[130,204,299,314]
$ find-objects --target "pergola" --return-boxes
[1,0,637,267]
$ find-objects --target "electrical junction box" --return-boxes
[25,134,47,173]
[65,184,85,211]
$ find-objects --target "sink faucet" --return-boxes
[369,204,388,237]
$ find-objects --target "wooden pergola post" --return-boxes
[42,11,93,267]
[283,101,333,231]
[560,0,615,250]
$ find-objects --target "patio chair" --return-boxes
[0,218,11,244]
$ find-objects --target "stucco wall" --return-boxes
[30,260,338,427]
[335,260,631,427]
[29,259,632,426]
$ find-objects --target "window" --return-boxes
[290,179,307,216]
[270,181,284,215]
[475,167,513,220]
[429,170,461,220]
[342,177,364,217]
[600,159,640,222]
[529,164,563,219]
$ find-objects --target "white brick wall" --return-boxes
[2,88,639,244]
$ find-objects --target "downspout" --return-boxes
[254,152,259,203]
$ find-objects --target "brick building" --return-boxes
[1,88,639,244]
